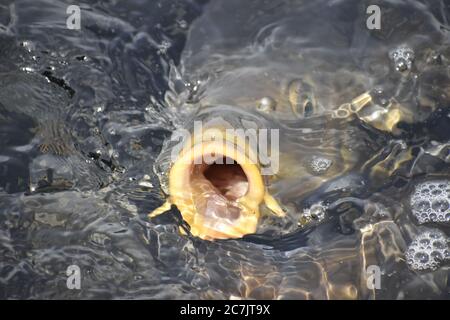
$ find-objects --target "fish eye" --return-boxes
[303,100,314,117]
[288,78,316,117]
[292,95,316,117]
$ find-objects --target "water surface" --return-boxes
[0,0,449,299]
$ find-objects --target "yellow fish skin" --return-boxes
[149,125,285,241]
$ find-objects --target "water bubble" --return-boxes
[410,180,450,224]
[433,241,445,249]
[177,20,188,29]
[414,252,429,264]
[21,66,35,73]
[308,156,332,175]
[157,40,171,54]
[299,202,327,226]
[390,46,415,72]
[405,230,449,271]
[372,87,390,107]
[431,189,442,196]
[431,199,448,212]
[414,200,430,212]
[257,96,276,113]
[430,251,443,262]
[430,232,440,239]
[309,205,326,221]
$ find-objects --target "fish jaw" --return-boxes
[149,137,285,240]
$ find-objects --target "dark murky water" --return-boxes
[0,0,449,299]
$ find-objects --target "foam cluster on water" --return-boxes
[405,230,449,271]
[308,156,332,175]
[389,46,415,72]
[299,202,327,226]
[410,180,450,224]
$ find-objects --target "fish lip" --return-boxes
[149,121,285,240]
[168,138,266,239]
[170,139,266,206]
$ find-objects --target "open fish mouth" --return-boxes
[149,111,285,240]
[191,157,249,220]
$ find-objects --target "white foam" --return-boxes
[309,156,332,175]
[405,230,449,271]
[389,46,415,72]
[410,180,450,224]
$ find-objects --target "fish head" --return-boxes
[150,105,284,240]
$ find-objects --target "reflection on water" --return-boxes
[0,0,449,299]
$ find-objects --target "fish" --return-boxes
[149,47,371,239]
[148,105,287,240]
[148,0,450,241]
